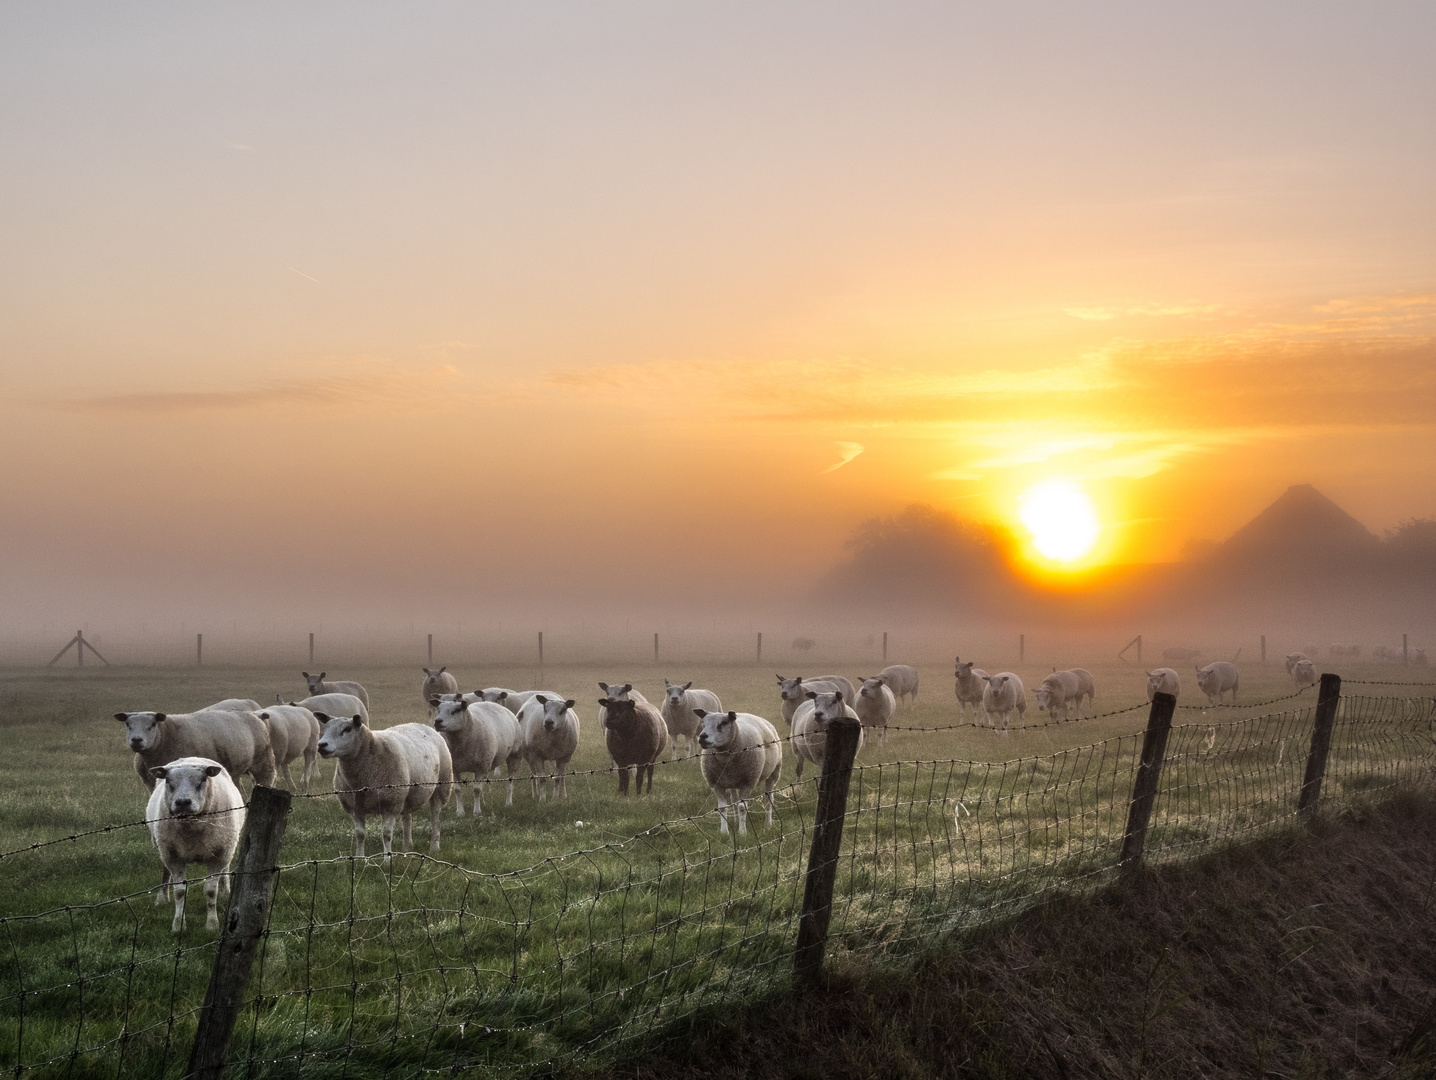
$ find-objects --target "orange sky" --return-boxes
[1,2,1433,630]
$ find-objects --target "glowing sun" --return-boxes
[1019,480,1100,563]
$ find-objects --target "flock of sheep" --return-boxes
[119,654,1317,934]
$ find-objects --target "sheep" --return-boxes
[208,698,262,712]
[953,659,989,722]
[879,664,919,703]
[854,676,896,745]
[301,672,370,710]
[595,681,650,729]
[478,688,551,716]
[431,698,524,816]
[1195,661,1240,706]
[694,710,782,835]
[1034,670,1083,722]
[116,709,276,792]
[1068,668,1095,713]
[981,673,1026,734]
[660,679,723,760]
[145,757,246,933]
[1284,653,1308,676]
[790,690,864,782]
[775,675,857,726]
[599,697,667,795]
[421,667,459,716]
[296,692,369,723]
[517,695,581,799]
[255,704,321,791]
[1146,668,1181,702]
[315,713,452,863]
[1292,658,1317,690]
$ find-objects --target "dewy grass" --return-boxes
[1,660,1433,1076]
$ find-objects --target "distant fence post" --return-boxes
[1298,673,1342,819]
[882,631,888,662]
[756,632,762,663]
[196,633,203,667]
[1019,633,1025,663]
[794,717,862,989]
[1118,691,1177,874]
[1261,635,1266,664]
[654,632,659,664]
[308,632,314,665]
[1404,634,1409,665]
[538,631,544,666]
[185,785,292,1080]
[427,634,433,665]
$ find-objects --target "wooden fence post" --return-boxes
[538,631,544,666]
[185,785,292,1080]
[427,633,433,665]
[882,631,888,662]
[756,632,762,663]
[308,632,314,665]
[654,632,659,664]
[1298,673,1342,818]
[196,633,203,667]
[794,717,862,989]
[1261,635,1266,664]
[1019,633,1025,663]
[1118,691,1177,874]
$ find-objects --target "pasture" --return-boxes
[1,653,1429,1077]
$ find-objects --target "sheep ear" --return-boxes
[495,691,507,702]
[319,672,326,679]
[775,675,785,683]
[622,683,632,693]
[154,713,167,723]
[664,678,672,687]
[259,712,269,720]
[805,691,817,700]
[693,708,706,719]
[598,682,610,692]
[313,712,330,722]
[352,714,366,726]
[302,671,310,678]
[150,766,168,779]
[114,712,129,722]
[834,691,845,702]
[428,697,441,708]
[423,668,432,675]
[727,711,737,722]
[564,699,575,710]
[683,681,692,690]
[597,698,610,706]
[535,694,548,704]
[438,667,446,674]
[205,765,222,778]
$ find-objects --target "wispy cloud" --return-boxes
[824,441,864,473]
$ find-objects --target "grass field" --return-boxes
[1,656,1431,1077]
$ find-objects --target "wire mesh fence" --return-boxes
[4,686,1435,1078]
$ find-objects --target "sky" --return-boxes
[1,1,1433,632]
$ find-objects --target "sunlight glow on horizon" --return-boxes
[1019,480,1101,564]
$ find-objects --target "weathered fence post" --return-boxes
[794,717,862,989]
[882,631,888,661]
[654,632,659,664]
[1298,673,1342,818]
[196,633,203,667]
[308,632,314,665]
[427,633,433,664]
[185,785,292,1080]
[1261,634,1267,664]
[1019,633,1025,663]
[538,631,544,666]
[756,632,762,663]
[1118,691,1177,874]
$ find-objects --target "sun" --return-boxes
[1018,480,1100,563]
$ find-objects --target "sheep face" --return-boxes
[807,691,847,726]
[432,700,468,733]
[777,676,807,703]
[598,682,634,701]
[1195,668,1214,694]
[316,714,366,758]
[696,711,739,751]
[663,680,693,708]
[858,677,887,700]
[151,761,224,817]
[954,661,975,679]
[302,671,327,694]
[1034,686,1056,711]
[114,711,167,752]
[535,696,574,732]
[601,698,639,730]
[477,688,509,705]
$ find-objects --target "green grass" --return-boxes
[1,658,1431,1077]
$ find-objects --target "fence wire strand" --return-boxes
[4,691,1436,1077]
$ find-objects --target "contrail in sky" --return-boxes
[824,441,865,473]
[288,267,321,284]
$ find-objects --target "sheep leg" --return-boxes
[736,794,749,836]
[506,760,517,806]
[169,865,187,934]
[203,859,226,931]
[617,766,631,796]
[277,760,294,791]
[302,751,318,793]
[716,792,730,834]
[557,761,568,798]
[453,776,467,817]
[429,795,443,852]
[380,813,396,862]
[352,811,367,858]
[643,763,655,794]
[401,812,414,852]
[156,865,171,904]
[763,776,777,825]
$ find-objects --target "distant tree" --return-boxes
[1384,518,1436,567]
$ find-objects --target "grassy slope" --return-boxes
[612,791,1436,1080]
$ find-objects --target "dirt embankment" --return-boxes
[611,793,1436,1080]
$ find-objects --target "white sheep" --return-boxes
[208,698,261,712]
[296,692,369,723]
[1292,658,1317,690]
[256,704,321,791]
[775,675,856,726]
[1068,668,1095,713]
[1195,662,1240,706]
[661,679,723,760]
[1034,670,1083,722]
[315,713,453,863]
[1284,652,1308,676]
[431,698,524,815]
[1146,668,1181,702]
[145,757,246,933]
[421,667,459,716]
[854,676,896,745]
[517,695,581,799]
[302,672,370,708]
[116,709,276,791]
[479,687,550,716]
[879,664,919,703]
[695,710,782,835]
[981,673,1026,735]
[790,690,864,782]
[953,659,989,722]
